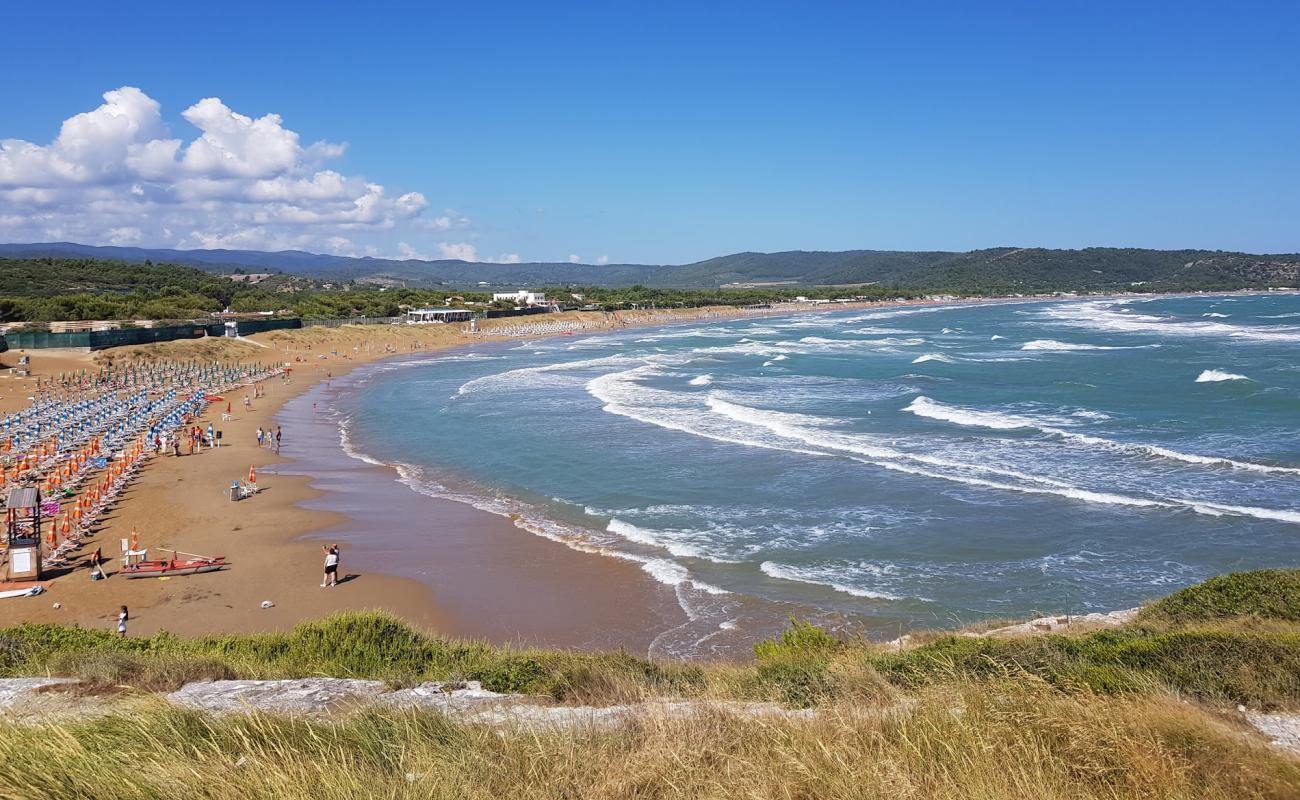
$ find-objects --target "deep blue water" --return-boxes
[336,294,1300,651]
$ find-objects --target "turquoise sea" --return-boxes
[334,294,1300,656]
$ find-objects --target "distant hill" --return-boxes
[0,242,1297,292]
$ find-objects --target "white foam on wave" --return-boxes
[841,306,954,322]
[587,364,1300,524]
[1021,339,1149,352]
[904,396,1040,430]
[703,395,1164,509]
[1195,369,1251,383]
[454,354,638,396]
[336,418,386,466]
[904,395,1300,478]
[991,335,1005,340]
[912,353,955,364]
[1044,301,1300,343]
[851,326,919,335]
[1203,312,1230,318]
[637,557,730,594]
[607,518,706,559]
[688,374,713,386]
[759,561,905,600]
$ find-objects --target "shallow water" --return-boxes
[335,294,1300,656]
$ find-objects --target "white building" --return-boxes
[406,308,476,323]
[492,290,547,306]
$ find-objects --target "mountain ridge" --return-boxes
[1,241,1298,293]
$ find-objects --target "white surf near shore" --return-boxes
[903,396,1300,479]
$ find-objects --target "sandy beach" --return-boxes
[0,298,1009,650]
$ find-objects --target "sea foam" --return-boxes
[1195,369,1250,383]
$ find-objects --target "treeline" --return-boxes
[546,284,923,308]
[0,257,924,323]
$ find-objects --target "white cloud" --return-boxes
[491,253,522,264]
[438,242,478,262]
[397,241,432,260]
[106,226,143,246]
[596,255,610,265]
[0,87,442,253]
[417,208,471,231]
[568,254,581,263]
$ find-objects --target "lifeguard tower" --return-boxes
[4,485,43,581]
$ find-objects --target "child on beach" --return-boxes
[117,606,128,637]
[321,544,340,587]
[89,546,107,580]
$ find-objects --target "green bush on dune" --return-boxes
[870,629,1300,708]
[0,611,707,700]
[1137,569,1300,625]
[2,571,1300,710]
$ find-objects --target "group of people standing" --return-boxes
[255,425,282,453]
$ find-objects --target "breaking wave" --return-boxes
[1195,369,1250,383]
[903,395,1300,477]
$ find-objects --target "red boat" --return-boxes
[121,555,228,579]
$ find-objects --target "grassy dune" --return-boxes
[0,569,1297,799]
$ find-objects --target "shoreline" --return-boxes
[4,289,1283,652]
[0,300,903,648]
[269,361,688,653]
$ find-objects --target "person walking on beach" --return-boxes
[89,546,107,580]
[274,426,282,454]
[256,427,265,448]
[321,544,340,587]
[117,606,128,637]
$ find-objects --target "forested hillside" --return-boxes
[0,245,1297,322]
[2,242,1298,292]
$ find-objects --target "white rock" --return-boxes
[1246,713,1300,754]
[0,678,77,712]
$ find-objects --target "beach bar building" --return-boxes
[406,308,476,324]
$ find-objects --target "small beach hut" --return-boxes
[4,486,43,581]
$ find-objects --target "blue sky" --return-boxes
[1,1,1297,263]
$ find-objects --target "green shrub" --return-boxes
[1138,569,1300,625]
[871,629,1300,708]
[753,619,842,707]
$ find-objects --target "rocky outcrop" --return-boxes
[882,608,1140,652]
[0,678,76,711]
[163,677,811,730]
[1244,712,1300,755]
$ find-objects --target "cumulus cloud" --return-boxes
[0,87,436,252]
[438,242,478,262]
[596,255,610,265]
[492,253,522,264]
[568,254,581,263]
[397,241,433,260]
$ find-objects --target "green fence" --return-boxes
[7,324,212,350]
[234,318,302,336]
[3,317,301,349]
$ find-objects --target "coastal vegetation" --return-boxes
[4,242,1299,293]
[0,571,1296,797]
[2,569,1298,704]
[1,246,1298,323]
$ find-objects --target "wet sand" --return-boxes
[271,371,684,652]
